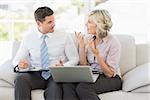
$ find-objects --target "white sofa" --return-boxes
[0,34,150,100]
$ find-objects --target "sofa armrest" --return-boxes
[0,59,17,86]
[122,63,150,92]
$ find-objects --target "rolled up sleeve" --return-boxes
[12,38,29,67]
[106,38,121,76]
[64,34,79,66]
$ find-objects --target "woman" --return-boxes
[63,9,122,100]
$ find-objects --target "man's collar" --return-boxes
[36,28,53,38]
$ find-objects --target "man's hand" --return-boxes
[55,59,64,66]
[18,59,29,69]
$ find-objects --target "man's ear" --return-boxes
[36,20,41,27]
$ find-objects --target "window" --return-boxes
[0,0,87,41]
[0,0,148,43]
[93,0,148,44]
[0,22,9,41]
[0,0,88,61]
[0,0,148,62]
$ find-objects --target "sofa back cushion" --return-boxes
[12,34,136,76]
[115,35,136,75]
[136,44,149,66]
[11,41,20,60]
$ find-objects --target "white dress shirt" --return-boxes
[12,27,79,68]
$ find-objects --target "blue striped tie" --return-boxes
[41,35,51,80]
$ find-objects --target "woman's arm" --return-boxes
[95,53,114,77]
[79,46,88,65]
[88,38,115,77]
[64,34,79,66]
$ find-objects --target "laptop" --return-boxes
[49,66,99,83]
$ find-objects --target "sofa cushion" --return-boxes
[0,59,17,86]
[98,90,149,100]
[132,85,150,93]
[0,79,13,87]
[0,87,14,100]
[136,44,149,66]
[122,63,150,92]
[32,90,45,100]
[116,35,136,76]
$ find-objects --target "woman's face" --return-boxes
[86,16,96,35]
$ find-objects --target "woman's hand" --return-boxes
[88,36,100,56]
[75,32,85,48]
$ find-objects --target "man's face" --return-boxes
[37,15,55,34]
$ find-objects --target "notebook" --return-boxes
[17,67,48,72]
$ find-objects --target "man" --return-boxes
[12,6,79,100]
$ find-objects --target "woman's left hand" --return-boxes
[88,36,99,56]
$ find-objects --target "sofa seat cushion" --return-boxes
[98,91,149,100]
[122,63,150,92]
[0,87,44,100]
[32,90,45,100]
[0,87,14,100]
[0,59,17,86]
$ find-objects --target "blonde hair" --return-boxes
[89,9,112,38]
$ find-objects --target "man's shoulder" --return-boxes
[23,27,38,40]
[53,29,68,38]
[54,29,67,35]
